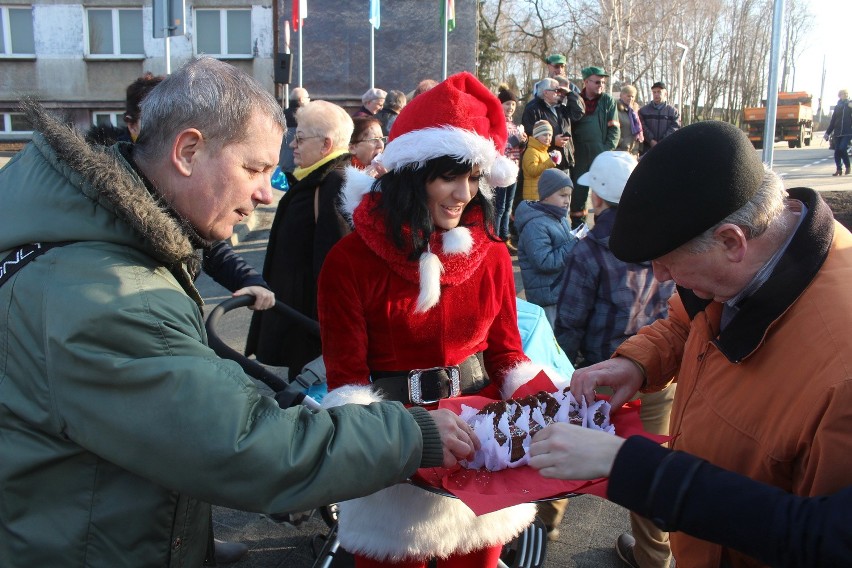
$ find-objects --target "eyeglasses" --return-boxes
[356,136,387,146]
[588,79,607,85]
[292,135,322,147]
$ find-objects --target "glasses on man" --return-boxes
[357,136,387,146]
[588,79,607,85]
[292,135,322,147]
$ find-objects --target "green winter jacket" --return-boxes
[0,104,442,567]
[572,92,620,180]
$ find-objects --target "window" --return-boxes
[86,8,144,57]
[1,113,33,133]
[194,9,252,58]
[93,112,125,127]
[0,6,35,56]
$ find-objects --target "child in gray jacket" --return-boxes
[515,168,578,325]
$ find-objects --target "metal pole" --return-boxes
[675,42,689,118]
[441,0,448,80]
[298,24,303,87]
[370,25,375,89]
[761,0,785,166]
[162,2,170,75]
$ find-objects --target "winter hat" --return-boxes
[532,120,553,139]
[546,54,567,66]
[651,81,667,90]
[610,121,765,263]
[362,88,387,104]
[538,168,573,200]
[577,151,636,204]
[383,71,518,193]
[497,87,518,103]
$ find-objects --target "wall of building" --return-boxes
[1,1,478,137]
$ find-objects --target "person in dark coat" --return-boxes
[246,100,355,376]
[521,77,584,174]
[825,88,852,176]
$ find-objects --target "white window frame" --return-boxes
[84,7,144,59]
[0,6,35,58]
[92,111,125,127]
[1,113,34,134]
[193,8,253,59]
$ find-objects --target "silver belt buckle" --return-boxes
[408,366,461,405]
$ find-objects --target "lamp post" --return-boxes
[675,42,689,117]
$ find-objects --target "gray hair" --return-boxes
[534,78,559,98]
[135,57,284,161]
[362,87,387,104]
[296,100,354,150]
[685,168,788,254]
[385,90,407,112]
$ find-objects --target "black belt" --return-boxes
[370,352,490,406]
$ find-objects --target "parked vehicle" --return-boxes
[743,91,813,149]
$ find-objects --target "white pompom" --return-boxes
[442,226,473,255]
[486,155,519,189]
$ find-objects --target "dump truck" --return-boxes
[743,91,813,149]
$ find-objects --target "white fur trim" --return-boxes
[441,226,473,255]
[501,361,551,399]
[382,127,498,174]
[321,384,383,409]
[337,483,536,561]
[416,250,443,313]
[341,166,377,220]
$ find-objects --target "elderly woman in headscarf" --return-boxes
[246,100,354,377]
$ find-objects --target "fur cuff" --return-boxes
[501,361,551,399]
[337,483,536,561]
[321,384,383,409]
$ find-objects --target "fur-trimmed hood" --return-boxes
[0,101,198,272]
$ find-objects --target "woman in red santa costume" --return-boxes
[316,72,567,568]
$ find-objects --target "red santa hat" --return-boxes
[377,71,518,197]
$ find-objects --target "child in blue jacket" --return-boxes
[515,168,578,326]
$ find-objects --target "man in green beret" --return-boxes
[569,121,852,568]
[545,53,568,78]
[570,66,619,228]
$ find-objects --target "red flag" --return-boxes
[292,0,307,32]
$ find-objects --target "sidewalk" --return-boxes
[198,197,636,568]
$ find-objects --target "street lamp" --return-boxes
[675,42,689,117]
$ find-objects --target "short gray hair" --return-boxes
[135,57,284,161]
[385,90,407,111]
[685,168,788,254]
[296,100,354,150]
[534,78,559,98]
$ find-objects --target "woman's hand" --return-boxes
[529,423,625,480]
[428,409,481,468]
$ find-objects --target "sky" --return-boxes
[792,0,847,118]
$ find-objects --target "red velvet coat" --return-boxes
[316,186,540,561]
[319,192,529,396]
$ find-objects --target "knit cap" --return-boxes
[532,120,553,139]
[538,168,573,200]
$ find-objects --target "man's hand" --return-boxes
[529,423,625,480]
[428,409,481,468]
[555,134,570,148]
[824,133,830,141]
[570,357,644,410]
[232,286,275,310]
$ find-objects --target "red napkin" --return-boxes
[412,371,668,516]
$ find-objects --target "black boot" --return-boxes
[834,169,843,177]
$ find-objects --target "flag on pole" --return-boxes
[441,0,455,32]
[369,0,380,30]
[293,0,307,32]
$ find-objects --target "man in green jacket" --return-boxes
[0,57,478,568]
[570,65,620,228]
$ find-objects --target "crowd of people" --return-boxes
[1,53,850,568]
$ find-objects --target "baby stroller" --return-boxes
[205,296,550,568]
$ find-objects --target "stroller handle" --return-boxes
[205,296,321,409]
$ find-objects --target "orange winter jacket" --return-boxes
[616,188,852,568]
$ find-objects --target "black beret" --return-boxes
[610,120,765,263]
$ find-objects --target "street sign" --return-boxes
[153,0,185,38]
